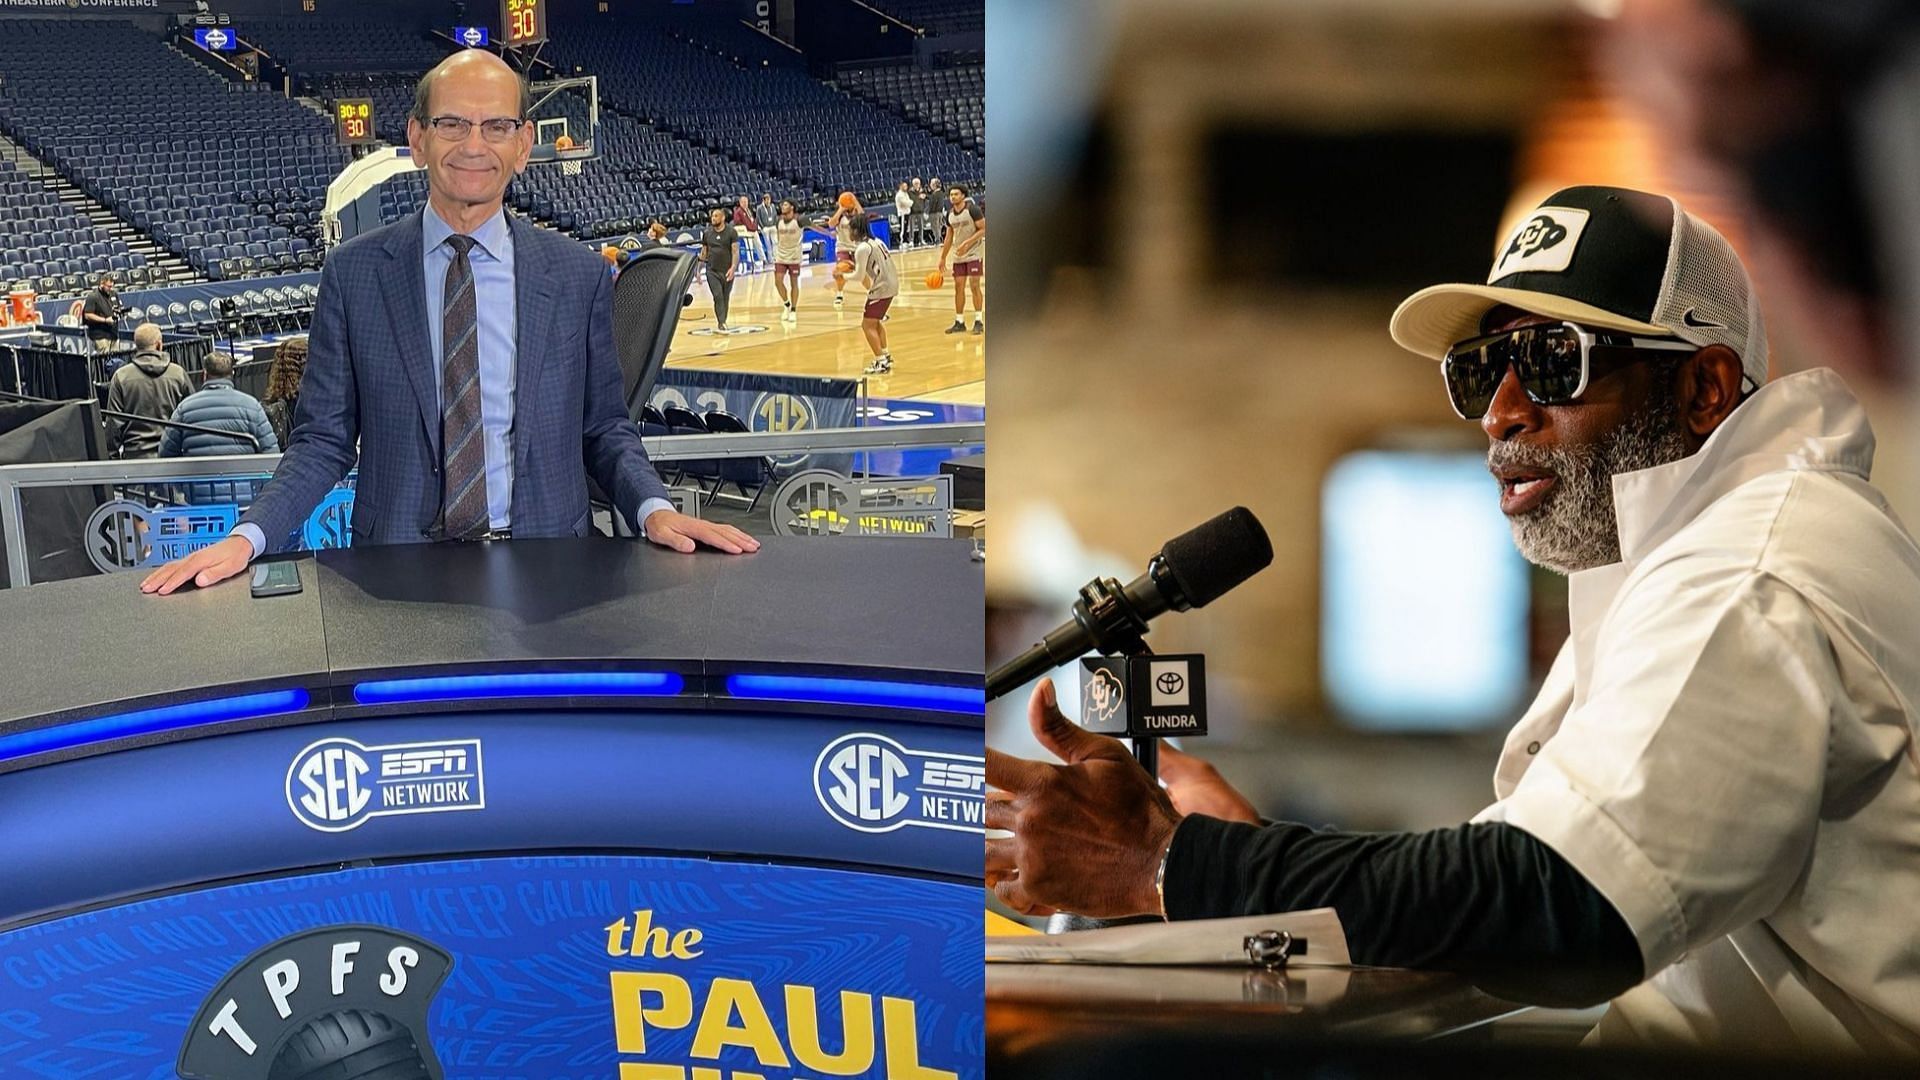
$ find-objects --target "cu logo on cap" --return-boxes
[1500,214,1568,270]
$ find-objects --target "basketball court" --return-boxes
[674,244,985,407]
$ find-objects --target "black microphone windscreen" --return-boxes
[1159,507,1273,608]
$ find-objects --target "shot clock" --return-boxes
[334,98,375,146]
[501,0,548,46]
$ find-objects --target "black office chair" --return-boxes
[699,409,771,513]
[586,249,702,531]
[610,249,699,422]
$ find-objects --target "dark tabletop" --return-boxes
[988,962,1529,1076]
[0,536,984,731]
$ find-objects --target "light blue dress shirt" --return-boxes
[235,205,670,557]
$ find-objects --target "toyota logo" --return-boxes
[1155,671,1185,696]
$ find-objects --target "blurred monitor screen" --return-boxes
[1321,450,1528,730]
[1205,126,1515,292]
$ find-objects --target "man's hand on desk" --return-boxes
[642,508,761,555]
[1158,743,1261,825]
[141,535,253,595]
[986,677,1182,919]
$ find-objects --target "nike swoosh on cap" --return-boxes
[1681,308,1727,329]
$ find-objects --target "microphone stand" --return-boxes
[1041,597,1163,934]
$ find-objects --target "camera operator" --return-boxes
[82,274,124,355]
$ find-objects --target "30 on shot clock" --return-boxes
[501,0,548,46]
[334,98,375,145]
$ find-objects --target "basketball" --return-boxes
[555,133,575,151]
[925,270,944,289]
[838,191,858,210]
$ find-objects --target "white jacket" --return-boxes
[1472,368,1920,1054]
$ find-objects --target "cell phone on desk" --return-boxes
[249,561,302,598]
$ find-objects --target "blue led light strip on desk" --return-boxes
[0,689,312,765]
[725,674,985,715]
[353,671,685,705]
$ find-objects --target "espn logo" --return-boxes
[287,737,485,833]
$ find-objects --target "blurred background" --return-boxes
[985,0,1920,842]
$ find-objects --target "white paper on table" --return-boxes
[986,908,1350,967]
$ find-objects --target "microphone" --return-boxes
[986,507,1272,701]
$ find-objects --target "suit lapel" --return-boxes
[380,209,441,460]
[510,214,556,476]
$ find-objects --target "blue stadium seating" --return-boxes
[836,63,983,151]
[0,160,149,291]
[0,7,981,294]
[0,19,340,282]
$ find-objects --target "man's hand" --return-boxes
[1158,742,1262,824]
[986,678,1182,919]
[642,508,760,554]
[140,535,254,595]
[725,268,735,282]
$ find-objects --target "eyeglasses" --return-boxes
[424,115,527,143]
[1442,321,1697,420]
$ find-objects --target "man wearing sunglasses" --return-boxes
[988,185,1920,1051]
[142,50,756,595]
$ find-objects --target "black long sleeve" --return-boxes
[1164,815,1644,1005]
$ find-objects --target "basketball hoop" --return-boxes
[561,159,582,176]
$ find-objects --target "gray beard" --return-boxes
[1491,396,1692,575]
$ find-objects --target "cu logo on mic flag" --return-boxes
[1080,655,1209,737]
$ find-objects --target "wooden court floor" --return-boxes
[671,245,985,406]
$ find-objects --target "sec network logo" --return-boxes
[813,732,984,835]
[286,736,485,833]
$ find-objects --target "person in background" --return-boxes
[754,193,779,245]
[261,335,307,453]
[894,182,914,247]
[910,177,932,247]
[702,207,739,333]
[105,322,193,458]
[733,195,765,268]
[160,350,278,457]
[848,214,899,375]
[925,177,943,246]
[81,273,121,355]
[771,200,805,324]
[939,184,986,335]
[827,192,863,308]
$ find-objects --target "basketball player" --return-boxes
[848,214,899,375]
[827,193,862,308]
[938,185,985,335]
[772,200,805,323]
[701,207,738,333]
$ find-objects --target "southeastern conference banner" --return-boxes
[0,856,982,1079]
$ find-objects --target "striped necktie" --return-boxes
[439,233,489,540]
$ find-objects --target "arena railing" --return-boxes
[0,421,984,587]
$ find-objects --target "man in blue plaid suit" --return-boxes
[144,51,756,595]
